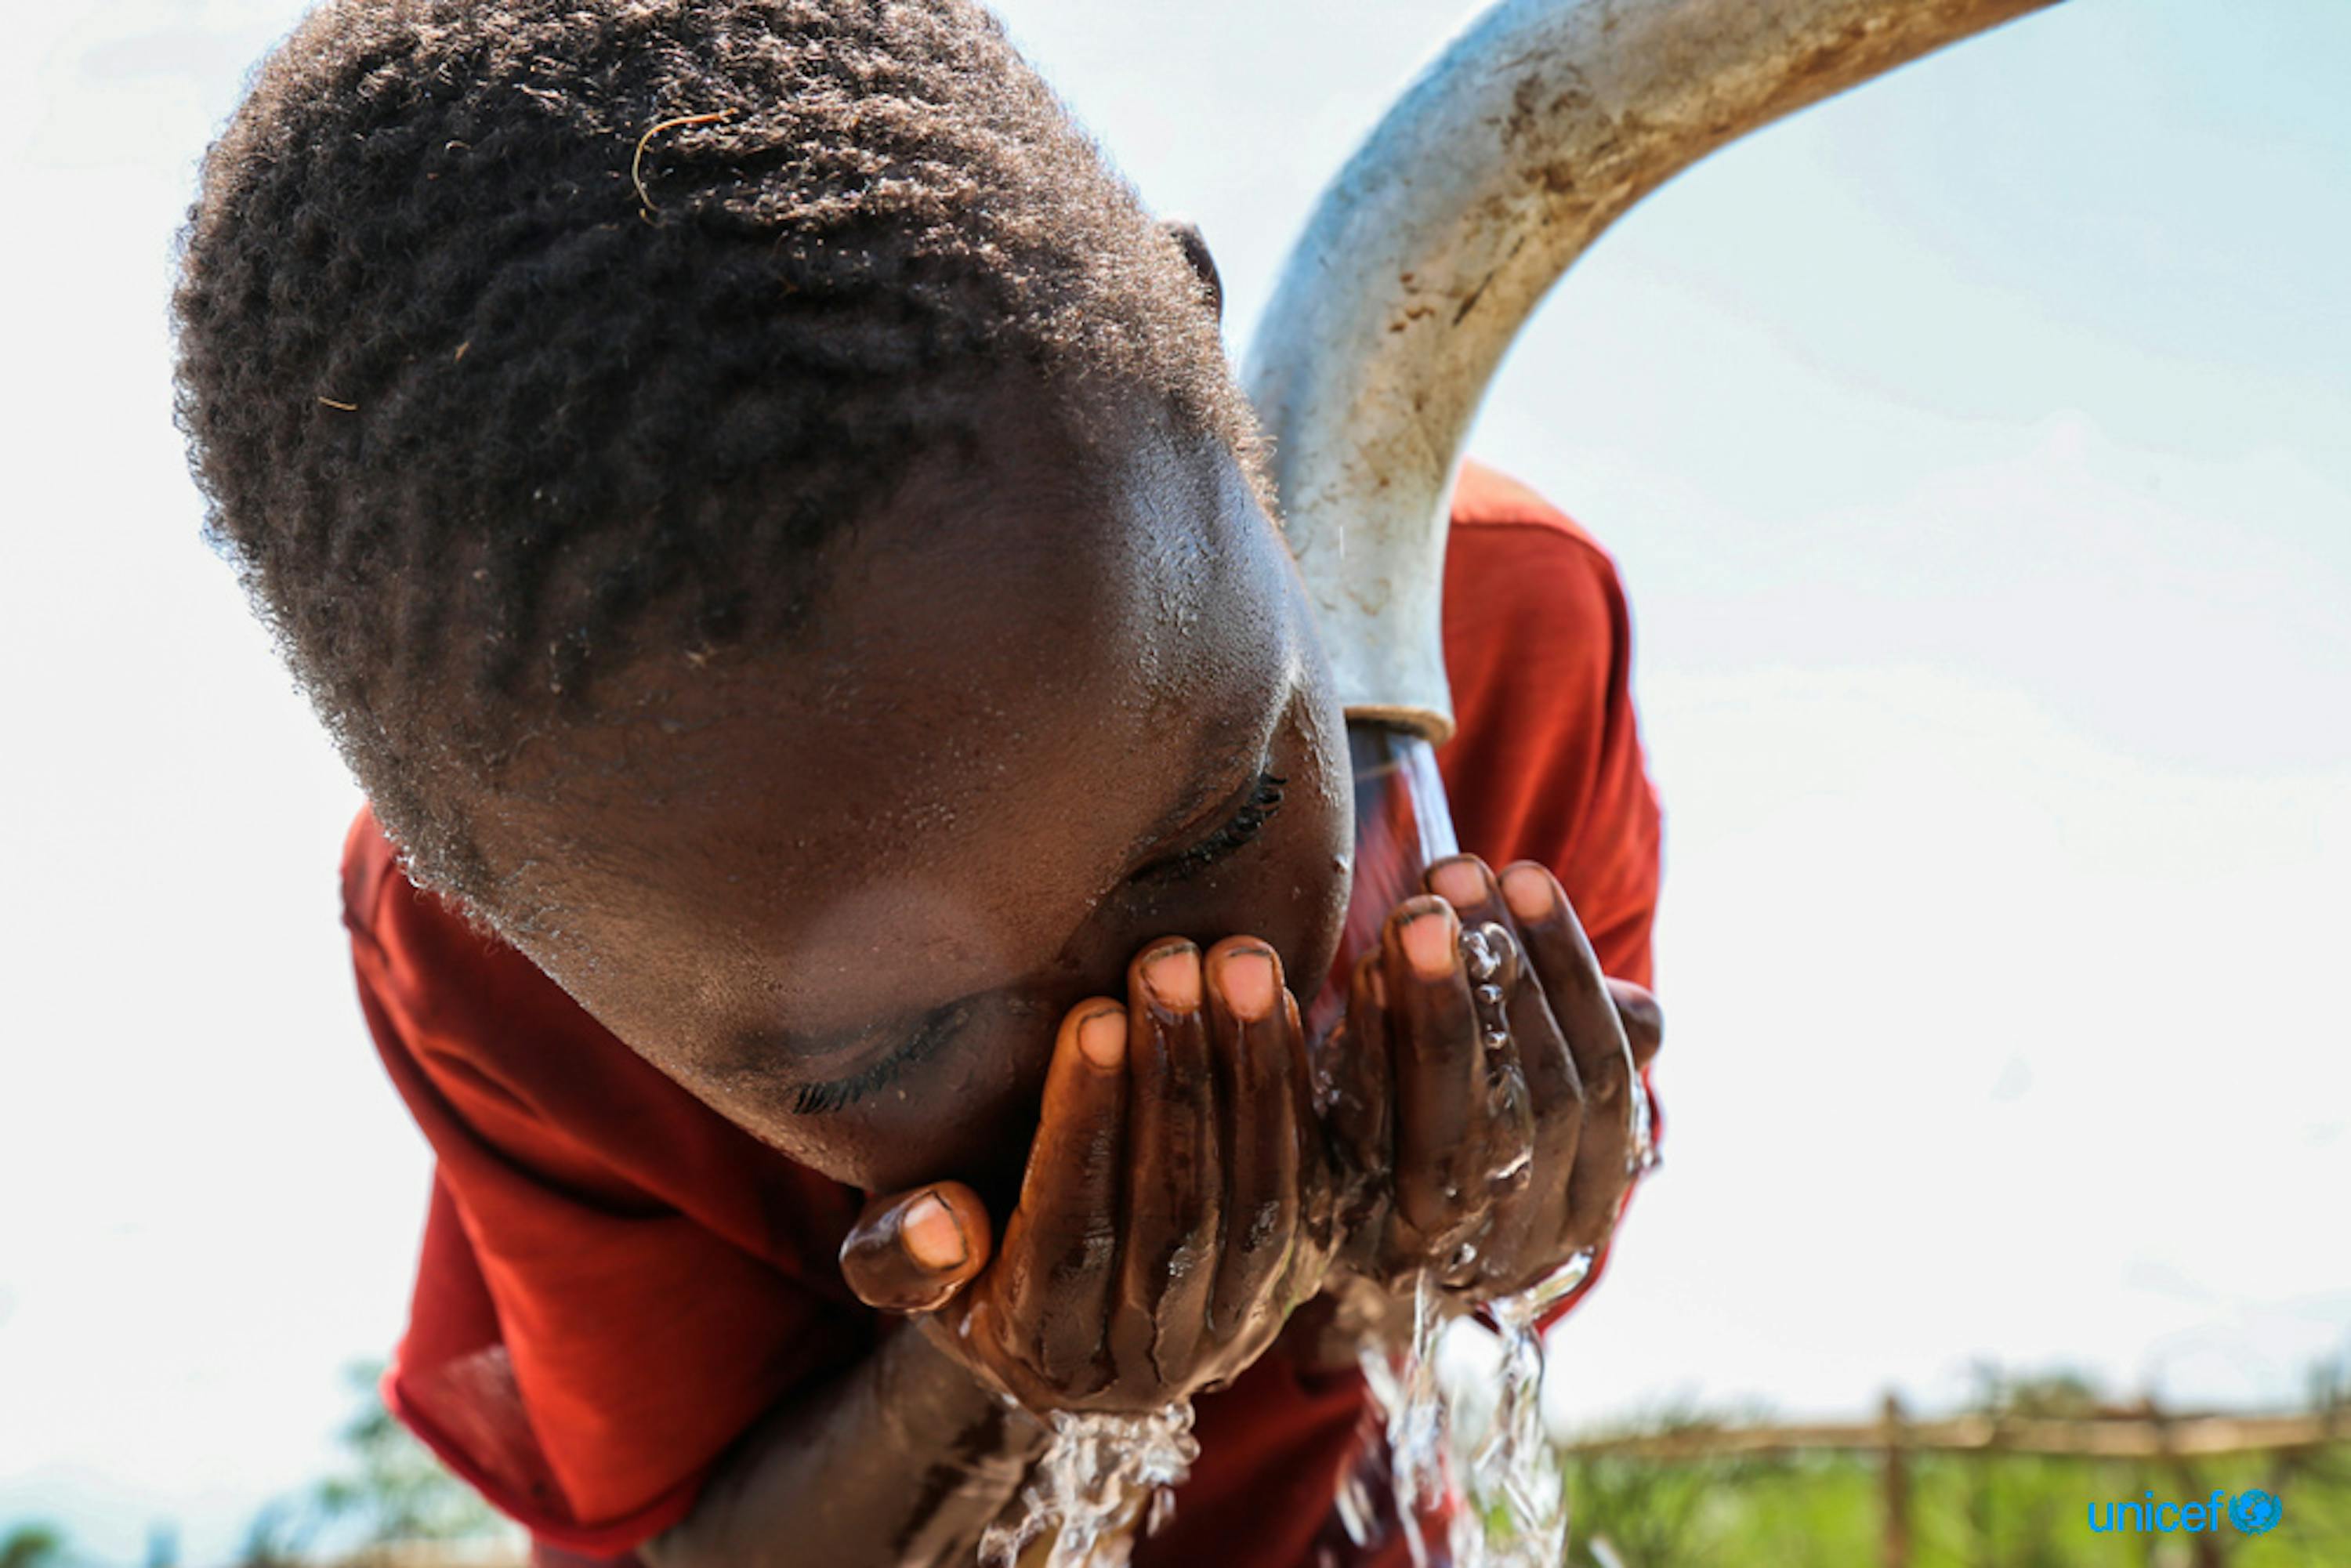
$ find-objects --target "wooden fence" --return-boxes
[1559,1393,2351,1568]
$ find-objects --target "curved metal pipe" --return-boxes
[1242,5,2074,1552]
[1244,0,2060,742]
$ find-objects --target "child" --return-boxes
[172,2,1663,1563]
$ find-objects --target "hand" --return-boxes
[1317,855,1662,1302]
[838,937,1338,1412]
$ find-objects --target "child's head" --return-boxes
[176,0,1352,1194]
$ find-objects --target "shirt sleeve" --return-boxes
[1436,464,1665,1324]
[342,812,869,1554]
[1437,470,1663,987]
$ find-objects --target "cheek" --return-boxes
[861,1029,1049,1198]
[682,1011,1055,1201]
[788,1085,1039,1200]
[1277,751,1356,994]
[1100,737,1354,994]
[1276,657,1357,991]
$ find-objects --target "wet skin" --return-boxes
[473,400,1357,1208]
[469,400,1661,1421]
[839,866,1661,1416]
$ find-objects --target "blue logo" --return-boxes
[2087,1488,2284,1536]
[2230,1488,2282,1534]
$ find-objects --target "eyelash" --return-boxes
[1134,771,1287,885]
[789,772,1288,1115]
[792,1004,965,1116]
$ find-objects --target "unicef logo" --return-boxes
[2230,1488,2283,1534]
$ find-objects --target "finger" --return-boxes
[1319,949,1392,1184]
[1496,863,1625,1081]
[1204,939,1301,1345]
[1494,922,1581,1179]
[1430,857,1583,1273]
[1318,950,1393,1273]
[1501,864,1636,1251]
[1284,983,1339,1265]
[1607,978,1665,1070]
[1428,857,1552,1192]
[990,1000,1128,1394]
[1112,940,1223,1397]
[1426,853,1508,933]
[1384,896,1488,1252]
[841,1182,992,1314]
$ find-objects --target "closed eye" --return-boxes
[788,998,972,1115]
[1128,771,1285,886]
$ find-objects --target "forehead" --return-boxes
[505,425,1302,1029]
[799,435,1279,848]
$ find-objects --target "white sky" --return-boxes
[2,0,2346,1559]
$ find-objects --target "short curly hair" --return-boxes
[174,0,1257,903]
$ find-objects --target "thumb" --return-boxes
[1605,978,1664,1070]
[839,1182,993,1313]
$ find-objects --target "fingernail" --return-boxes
[1502,865,1555,920]
[900,1191,967,1271]
[1078,1006,1127,1070]
[1399,906,1458,980]
[1429,857,1484,910]
[1218,947,1278,1022]
[1143,943,1202,1010]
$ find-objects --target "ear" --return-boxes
[1161,218,1224,323]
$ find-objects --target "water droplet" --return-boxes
[1459,927,1501,982]
[1627,1075,1657,1174]
[1335,1467,1379,1547]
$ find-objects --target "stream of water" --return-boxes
[984,726,1654,1566]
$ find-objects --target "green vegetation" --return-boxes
[10,1363,2348,1565]
[1569,1443,2351,1566]
[1564,1370,2351,1567]
[1,1526,71,1568]
[1,1366,516,1568]
[236,1364,517,1565]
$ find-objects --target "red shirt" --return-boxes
[343,461,1663,1560]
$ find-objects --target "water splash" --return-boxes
[1318,722,1659,1565]
[1628,1059,1659,1177]
[1357,1272,1452,1568]
[1350,1250,1596,1568]
[1458,1255,1592,1567]
[980,1403,1200,1568]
